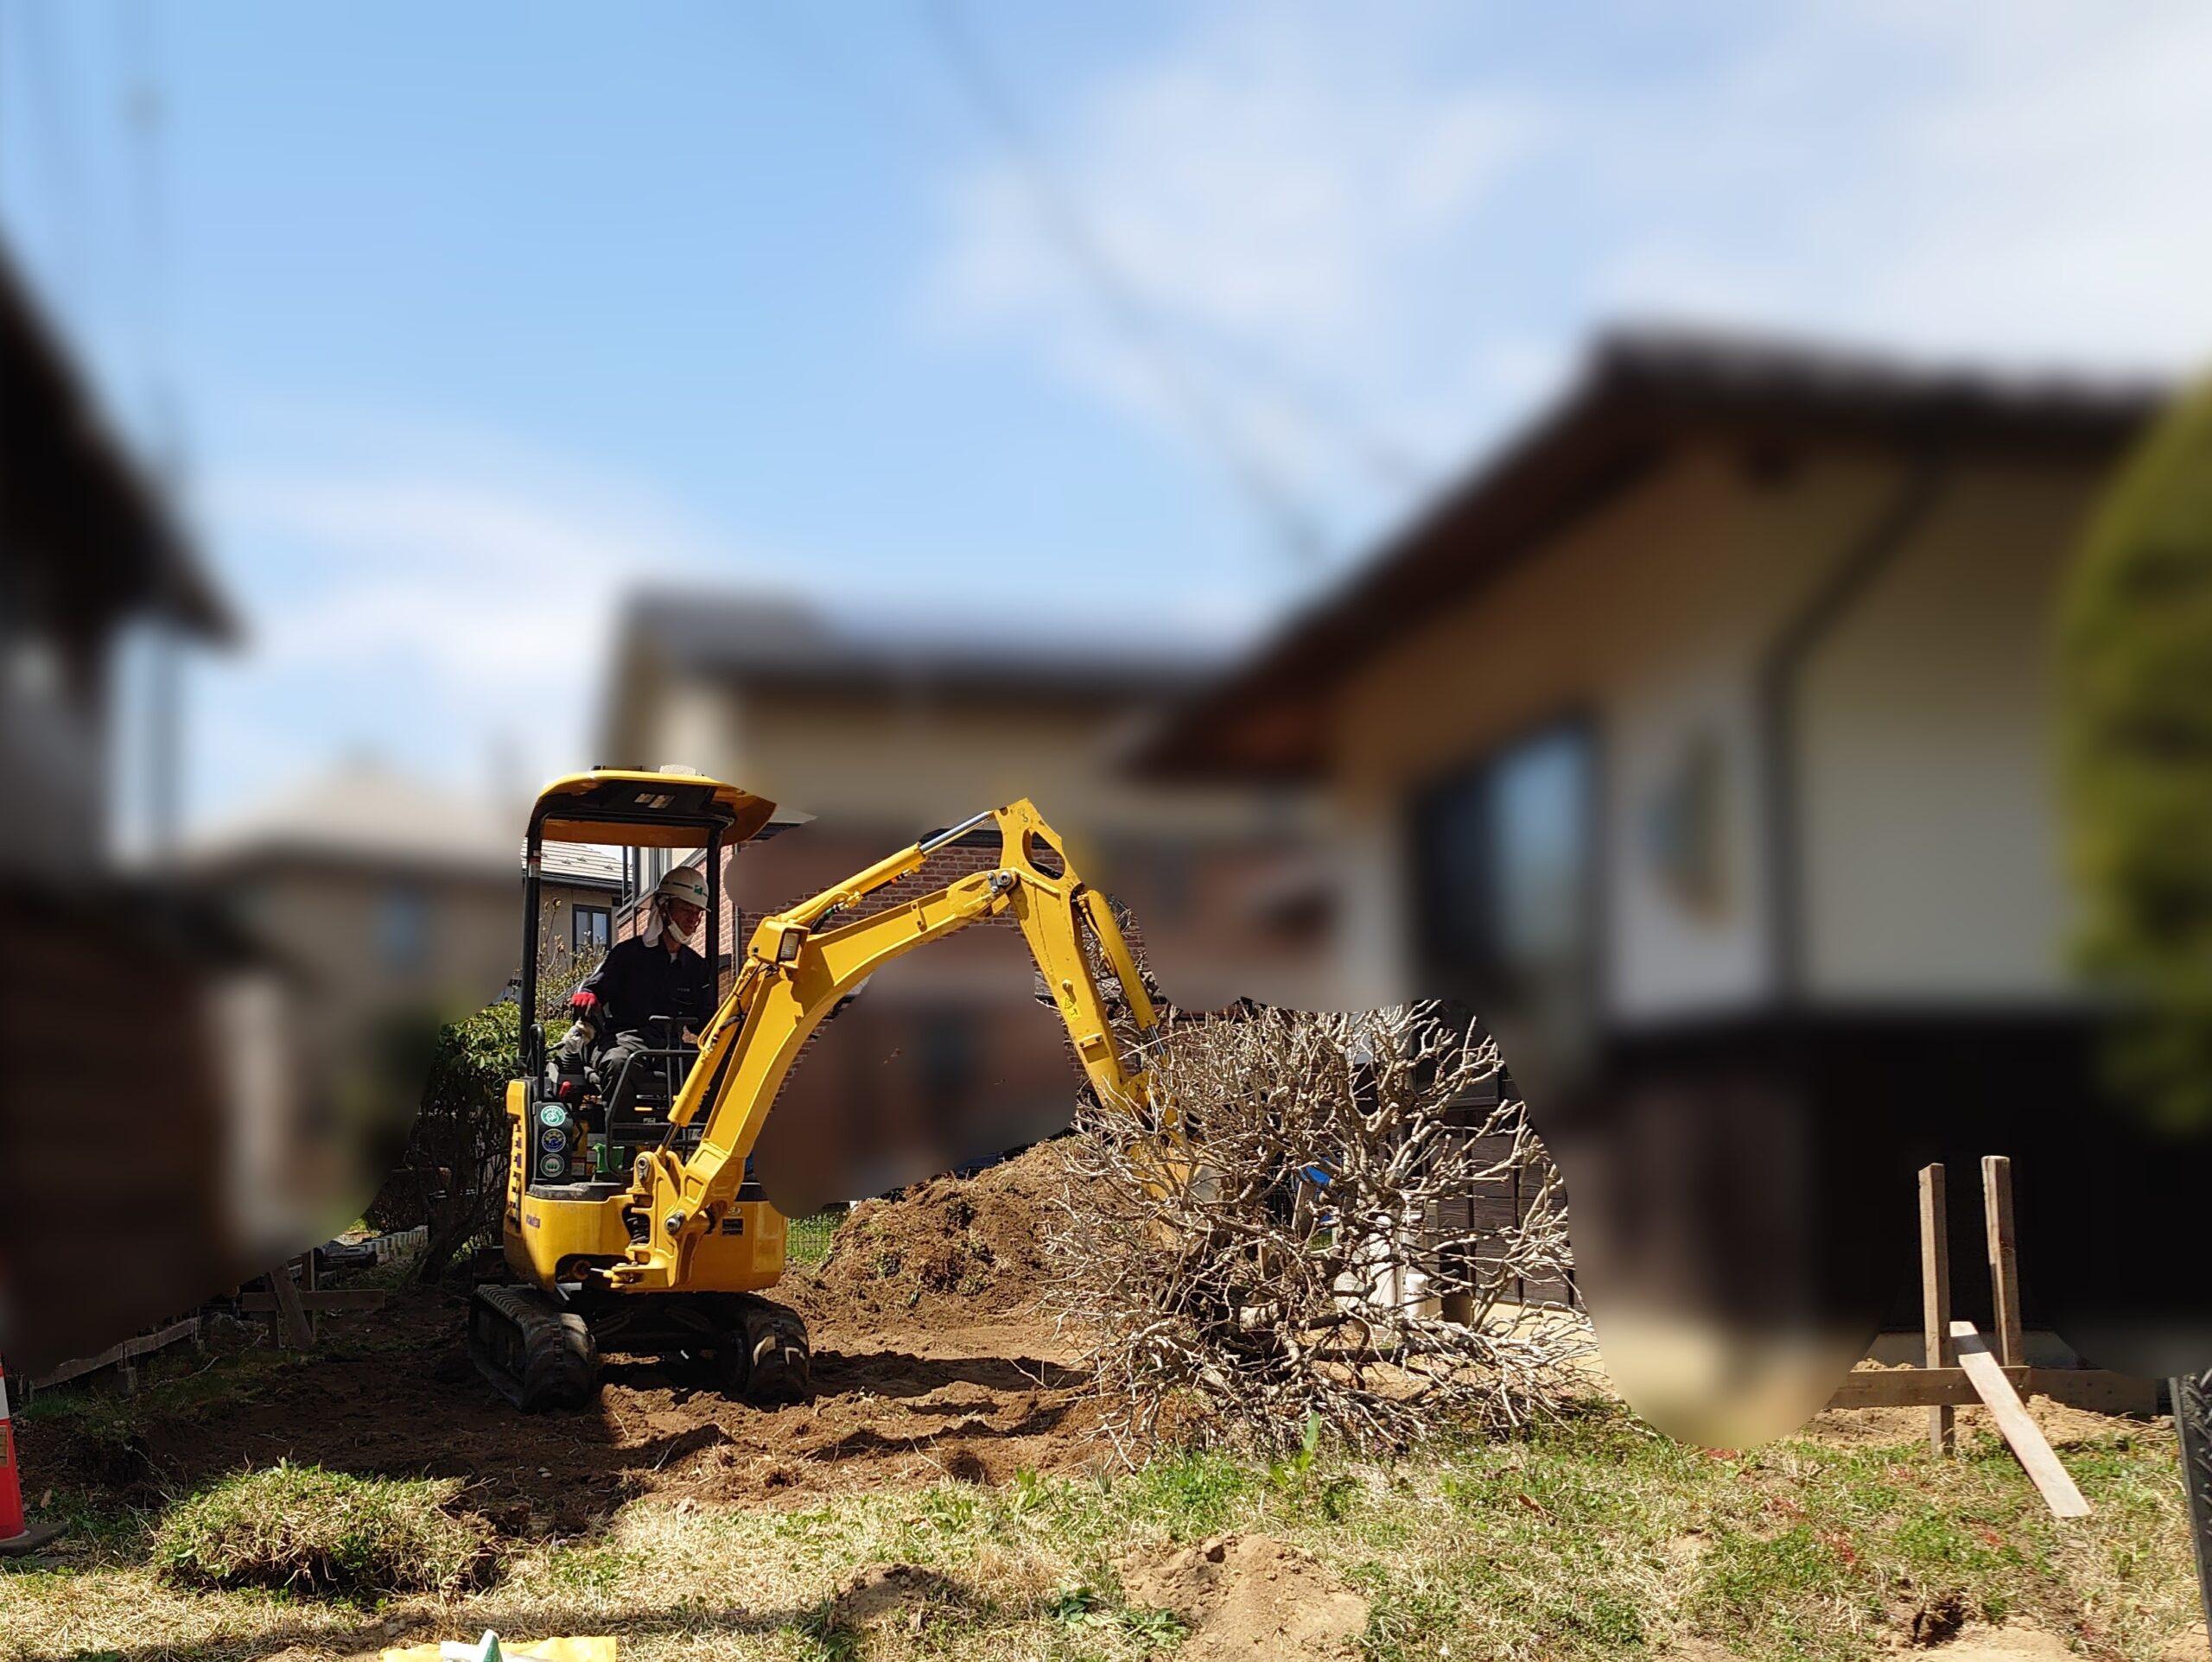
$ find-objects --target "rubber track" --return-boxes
[737,1296,812,1405]
[470,1285,601,1412]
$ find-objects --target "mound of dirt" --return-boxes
[1121,1534,1369,1662]
[830,1562,977,1629]
[796,1142,1066,1335]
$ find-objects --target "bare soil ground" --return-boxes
[1121,1532,1370,1662]
[27,1146,1103,1536]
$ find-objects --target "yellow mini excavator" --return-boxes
[472,768,1159,1411]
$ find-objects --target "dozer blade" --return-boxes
[469,1285,601,1411]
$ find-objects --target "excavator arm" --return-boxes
[607,799,1156,1292]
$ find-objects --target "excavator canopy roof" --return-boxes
[529,770,778,848]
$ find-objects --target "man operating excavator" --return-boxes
[552,864,715,1118]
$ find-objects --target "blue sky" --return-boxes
[4,1,2209,834]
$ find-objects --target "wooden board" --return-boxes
[1827,1365,2030,1409]
[237,1289,388,1315]
[1823,1365,2152,1413]
[1952,1320,2091,1519]
[29,1317,201,1393]
[2034,1369,2160,1416]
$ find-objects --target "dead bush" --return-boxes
[1049,1001,1592,1456]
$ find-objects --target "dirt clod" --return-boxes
[831,1562,974,1627]
[1121,1533,1369,1662]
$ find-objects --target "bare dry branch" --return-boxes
[1047,1000,1592,1456]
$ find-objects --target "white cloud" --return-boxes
[1586,1,2212,369]
[931,1,2212,552]
[185,426,750,827]
[930,5,1545,549]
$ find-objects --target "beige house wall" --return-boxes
[1314,441,2102,1022]
[1794,461,2102,1001]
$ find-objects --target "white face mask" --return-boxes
[658,900,699,942]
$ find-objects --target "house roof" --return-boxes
[186,759,518,881]
[1136,325,2164,781]
[541,843,624,888]
[619,589,1223,707]
[0,244,232,643]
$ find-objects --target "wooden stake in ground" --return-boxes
[1980,1155,2024,1369]
[1950,1319,2089,1519]
[1921,1164,1954,1456]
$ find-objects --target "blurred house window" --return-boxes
[574,905,611,955]
[1412,722,1596,996]
[378,885,432,974]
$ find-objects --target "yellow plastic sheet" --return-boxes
[381,1640,616,1662]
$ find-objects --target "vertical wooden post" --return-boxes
[302,1249,320,1347]
[1920,1164,1954,1455]
[1981,1155,2024,1371]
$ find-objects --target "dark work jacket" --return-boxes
[576,935,715,1034]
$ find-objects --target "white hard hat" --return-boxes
[655,866,709,910]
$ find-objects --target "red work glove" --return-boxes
[569,990,598,1014]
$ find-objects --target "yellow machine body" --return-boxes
[499,1081,789,1291]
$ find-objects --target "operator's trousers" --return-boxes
[553,1022,654,1121]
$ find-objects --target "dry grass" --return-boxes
[3,1405,2202,1662]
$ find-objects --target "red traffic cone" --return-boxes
[0,1358,64,1557]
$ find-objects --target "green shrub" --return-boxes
[2060,376,2212,1132]
[153,1462,490,1597]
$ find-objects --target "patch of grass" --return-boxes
[545,1539,644,1597]
[151,1462,491,1598]
[1122,1447,1257,1538]
[1690,1522,1872,1660]
[1049,1585,1192,1646]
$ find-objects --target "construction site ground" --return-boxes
[25,1150,1098,1530]
[5,1145,2207,1662]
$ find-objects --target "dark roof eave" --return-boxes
[0,245,234,644]
[1135,327,2164,781]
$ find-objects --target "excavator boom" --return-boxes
[611,798,1155,1292]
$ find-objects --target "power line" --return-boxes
[16,0,91,326]
[922,0,1332,568]
[118,0,181,475]
[118,0,185,861]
